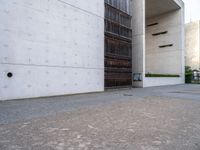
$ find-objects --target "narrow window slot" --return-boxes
[152,31,168,36]
[159,44,173,48]
[147,23,158,27]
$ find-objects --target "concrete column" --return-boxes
[131,0,145,87]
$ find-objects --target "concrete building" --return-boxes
[185,20,200,70]
[131,0,185,87]
[0,0,185,100]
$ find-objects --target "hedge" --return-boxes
[145,74,180,77]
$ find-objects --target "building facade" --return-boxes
[131,0,185,87]
[0,0,185,100]
[185,20,200,70]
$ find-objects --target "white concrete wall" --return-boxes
[0,0,104,100]
[185,21,200,70]
[146,10,183,75]
[144,77,183,87]
[144,0,185,87]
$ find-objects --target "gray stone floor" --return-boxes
[1,84,200,150]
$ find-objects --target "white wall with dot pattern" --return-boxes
[0,0,104,100]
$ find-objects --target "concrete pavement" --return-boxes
[1,84,200,150]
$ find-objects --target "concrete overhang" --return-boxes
[145,0,181,18]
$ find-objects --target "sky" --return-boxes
[183,0,200,23]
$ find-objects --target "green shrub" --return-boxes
[185,66,193,83]
[145,73,180,77]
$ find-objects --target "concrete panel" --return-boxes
[131,0,145,36]
[146,0,180,18]
[146,51,182,74]
[145,10,183,75]
[0,64,104,100]
[0,0,104,100]
[144,77,183,87]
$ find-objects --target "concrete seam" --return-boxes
[0,63,104,70]
[57,0,104,19]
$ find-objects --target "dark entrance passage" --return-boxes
[104,0,132,88]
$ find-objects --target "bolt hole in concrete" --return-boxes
[7,72,13,78]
